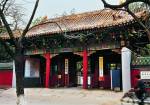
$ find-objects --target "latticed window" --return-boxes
[132,56,150,66]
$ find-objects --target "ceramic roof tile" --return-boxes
[1,9,146,39]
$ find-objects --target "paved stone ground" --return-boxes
[0,88,133,105]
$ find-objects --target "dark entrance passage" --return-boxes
[51,52,82,88]
[90,49,121,90]
[50,49,121,90]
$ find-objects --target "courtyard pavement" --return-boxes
[0,88,139,105]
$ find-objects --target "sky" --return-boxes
[16,0,119,20]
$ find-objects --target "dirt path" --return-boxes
[0,88,124,105]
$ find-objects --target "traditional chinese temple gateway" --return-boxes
[4,9,148,91]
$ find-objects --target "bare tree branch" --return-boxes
[50,21,63,32]
[20,0,39,41]
[101,0,150,9]
[6,5,25,30]
[101,0,150,42]
[0,8,16,46]
[1,0,8,12]
[125,7,150,41]
[0,0,40,103]
[1,0,15,14]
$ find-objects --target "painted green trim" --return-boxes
[0,62,13,70]
[132,57,150,66]
[25,44,121,55]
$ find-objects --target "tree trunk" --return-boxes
[14,47,25,105]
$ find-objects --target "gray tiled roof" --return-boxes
[1,9,146,39]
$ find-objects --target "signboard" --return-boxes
[141,71,150,79]
[65,59,69,74]
[99,57,104,81]
[25,58,40,78]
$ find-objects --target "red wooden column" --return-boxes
[44,53,51,88]
[83,49,88,89]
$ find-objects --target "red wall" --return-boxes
[0,70,12,87]
[131,69,140,88]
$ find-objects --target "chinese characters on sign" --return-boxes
[65,59,69,74]
[141,71,150,79]
[99,57,104,81]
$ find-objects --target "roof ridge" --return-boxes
[28,8,113,30]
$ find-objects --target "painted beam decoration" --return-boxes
[99,57,104,81]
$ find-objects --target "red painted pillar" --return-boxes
[83,49,88,89]
[45,53,51,88]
